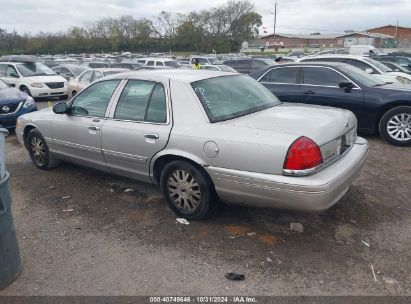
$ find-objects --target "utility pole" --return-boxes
[273,2,277,49]
[394,19,398,38]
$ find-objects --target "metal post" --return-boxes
[0,128,22,290]
[273,2,277,49]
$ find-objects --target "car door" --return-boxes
[3,65,20,88]
[52,79,122,169]
[300,66,367,127]
[258,66,301,102]
[101,79,171,182]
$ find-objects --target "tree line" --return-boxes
[0,0,262,55]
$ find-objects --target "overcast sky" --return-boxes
[1,0,411,35]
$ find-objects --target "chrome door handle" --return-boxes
[88,126,101,131]
[144,134,159,139]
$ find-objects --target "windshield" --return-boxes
[339,65,386,87]
[363,57,392,73]
[191,75,280,122]
[16,62,57,77]
[0,79,9,89]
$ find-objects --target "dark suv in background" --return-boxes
[223,58,277,74]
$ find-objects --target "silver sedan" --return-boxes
[16,70,368,219]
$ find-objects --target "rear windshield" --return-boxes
[191,75,280,122]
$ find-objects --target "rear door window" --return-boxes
[302,67,347,87]
[114,80,167,123]
[147,61,155,66]
[260,67,299,84]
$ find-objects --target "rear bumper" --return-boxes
[205,137,368,212]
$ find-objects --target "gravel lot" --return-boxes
[0,100,410,296]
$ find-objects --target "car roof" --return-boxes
[94,68,129,72]
[301,54,367,60]
[105,69,237,83]
[138,57,176,61]
[268,62,346,68]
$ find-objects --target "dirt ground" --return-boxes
[0,101,410,296]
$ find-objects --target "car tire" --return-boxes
[71,91,77,97]
[20,86,31,97]
[160,160,216,220]
[379,106,411,146]
[26,129,61,170]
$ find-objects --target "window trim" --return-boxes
[258,66,300,85]
[301,66,362,89]
[68,79,123,118]
[108,79,171,126]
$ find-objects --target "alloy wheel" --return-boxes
[387,113,411,141]
[167,169,201,213]
[30,136,47,167]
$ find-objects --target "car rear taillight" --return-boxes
[283,136,323,172]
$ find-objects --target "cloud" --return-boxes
[1,0,411,34]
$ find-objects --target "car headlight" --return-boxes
[23,96,35,108]
[30,82,45,88]
[396,76,411,84]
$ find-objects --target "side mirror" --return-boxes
[53,102,68,114]
[339,82,355,90]
[365,68,373,74]
[9,72,19,78]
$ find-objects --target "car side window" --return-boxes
[80,71,93,83]
[347,59,377,74]
[60,67,70,74]
[155,61,164,66]
[147,61,155,66]
[302,67,347,87]
[91,71,103,82]
[71,80,120,117]
[114,80,167,123]
[0,64,6,76]
[261,67,299,84]
[6,65,18,77]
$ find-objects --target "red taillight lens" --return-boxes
[284,136,323,171]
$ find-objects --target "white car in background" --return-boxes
[201,65,237,72]
[136,58,181,68]
[0,55,68,99]
[68,68,128,97]
[299,54,411,85]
